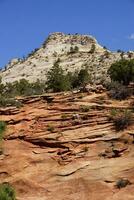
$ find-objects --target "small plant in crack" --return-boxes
[115,178,131,189]
[80,105,90,112]
[0,121,6,155]
[82,114,89,120]
[47,124,55,132]
[97,96,105,104]
[61,113,68,120]
[0,183,16,200]
[0,121,6,140]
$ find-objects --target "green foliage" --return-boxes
[30,79,46,95]
[0,183,16,200]
[0,66,90,96]
[104,50,110,58]
[115,179,131,189]
[67,67,91,89]
[46,62,71,92]
[77,68,91,87]
[109,109,133,131]
[43,96,54,103]
[0,121,6,141]
[0,77,4,94]
[56,58,61,63]
[82,114,89,120]
[117,49,124,53]
[80,105,90,112]
[61,113,68,120]
[89,44,96,54]
[0,78,45,99]
[74,46,79,52]
[108,59,134,85]
[10,79,37,96]
[47,125,55,132]
[0,78,46,108]
[103,46,107,50]
[15,79,30,96]
[0,121,6,154]
[67,71,79,89]
[109,108,117,118]
[107,81,132,100]
[27,48,39,58]
[0,97,21,108]
[69,46,79,54]
[47,62,90,92]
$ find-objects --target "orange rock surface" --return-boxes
[0,92,134,200]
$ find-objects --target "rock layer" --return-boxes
[0,91,134,199]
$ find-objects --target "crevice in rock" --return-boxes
[25,138,68,149]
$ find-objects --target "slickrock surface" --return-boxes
[1,32,134,84]
[0,91,134,200]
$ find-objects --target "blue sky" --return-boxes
[0,0,134,68]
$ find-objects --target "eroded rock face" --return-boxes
[0,91,134,200]
[1,32,134,84]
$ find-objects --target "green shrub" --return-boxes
[43,96,54,103]
[13,79,30,96]
[67,67,91,89]
[80,105,90,112]
[0,77,46,98]
[0,66,91,95]
[61,113,68,120]
[0,121,6,154]
[30,79,45,95]
[104,50,110,58]
[0,77,5,95]
[117,49,123,53]
[67,71,79,89]
[108,59,134,85]
[0,97,21,108]
[109,109,133,131]
[82,114,89,120]
[69,46,79,54]
[77,68,91,88]
[107,82,132,100]
[115,179,131,189]
[47,125,55,132]
[103,46,107,50]
[0,183,16,200]
[74,46,79,52]
[89,44,96,54]
[109,108,117,119]
[0,121,6,141]
[46,62,71,92]
[27,48,39,58]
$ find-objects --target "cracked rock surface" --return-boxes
[0,91,134,200]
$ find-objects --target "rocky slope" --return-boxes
[0,90,134,200]
[1,32,134,84]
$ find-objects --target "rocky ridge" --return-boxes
[1,32,134,84]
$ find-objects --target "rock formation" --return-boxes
[1,32,134,84]
[0,91,134,199]
[0,32,134,199]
